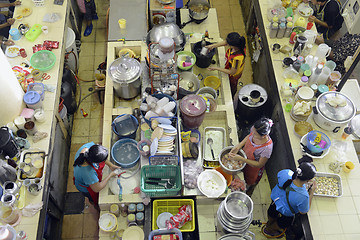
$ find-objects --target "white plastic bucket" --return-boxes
[65,27,78,72]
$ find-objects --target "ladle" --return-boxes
[207,137,216,160]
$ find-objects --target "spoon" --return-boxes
[207,138,216,160]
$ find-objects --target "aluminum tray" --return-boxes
[203,127,226,162]
[313,172,342,197]
[17,149,47,181]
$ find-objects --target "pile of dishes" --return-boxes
[150,117,177,155]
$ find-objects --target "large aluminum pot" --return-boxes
[146,23,186,52]
[313,92,356,133]
[108,57,142,99]
[179,72,200,99]
[188,0,210,21]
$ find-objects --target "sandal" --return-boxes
[261,225,286,239]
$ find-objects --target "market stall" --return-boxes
[0,0,70,239]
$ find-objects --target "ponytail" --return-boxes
[282,170,298,190]
[73,152,92,167]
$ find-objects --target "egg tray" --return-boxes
[149,155,179,165]
[18,150,46,181]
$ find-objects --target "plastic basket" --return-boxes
[141,165,181,197]
[148,228,183,240]
[306,130,331,154]
[152,199,195,232]
[111,138,140,168]
[112,114,139,139]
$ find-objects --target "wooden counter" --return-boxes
[1,1,70,239]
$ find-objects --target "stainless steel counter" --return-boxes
[108,0,148,41]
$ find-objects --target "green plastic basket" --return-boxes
[141,165,181,197]
[30,50,56,72]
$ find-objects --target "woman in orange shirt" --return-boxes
[206,32,246,97]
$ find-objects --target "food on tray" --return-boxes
[221,153,244,170]
[313,176,340,196]
[21,7,31,15]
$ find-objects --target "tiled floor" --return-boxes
[61,0,263,239]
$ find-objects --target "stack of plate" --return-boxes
[150,117,177,155]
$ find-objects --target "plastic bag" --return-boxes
[22,201,43,217]
[43,13,61,23]
[183,160,202,189]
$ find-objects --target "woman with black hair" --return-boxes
[73,142,120,205]
[206,32,246,96]
[262,162,317,238]
[229,117,274,196]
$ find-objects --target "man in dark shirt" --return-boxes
[308,0,343,39]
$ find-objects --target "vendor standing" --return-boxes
[206,32,246,97]
[73,142,120,206]
[229,118,273,196]
[308,0,343,40]
[262,162,317,238]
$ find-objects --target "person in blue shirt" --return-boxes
[262,162,317,238]
[73,142,120,206]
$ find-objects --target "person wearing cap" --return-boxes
[206,32,246,97]
[73,142,120,206]
[262,162,317,238]
[308,0,343,40]
[229,117,274,196]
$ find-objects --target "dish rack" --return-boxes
[140,165,181,197]
[32,0,44,7]
[149,155,179,165]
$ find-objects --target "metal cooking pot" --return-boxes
[313,92,356,133]
[349,114,360,139]
[178,72,200,98]
[146,23,186,52]
[188,0,210,21]
[108,57,142,99]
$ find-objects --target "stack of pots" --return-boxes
[217,191,253,235]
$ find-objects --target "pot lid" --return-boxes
[180,94,206,116]
[316,92,355,122]
[350,114,360,139]
[108,57,142,83]
[238,84,267,108]
[179,72,199,92]
[23,91,41,105]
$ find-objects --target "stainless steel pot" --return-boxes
[188,0,210,21]
[3,181,21,195]
[108,57,142,99]
[313,92,356,133]
[1,192,19,207]
[219,146,247,175]
[179,72,200,98]
[146,23,186,52]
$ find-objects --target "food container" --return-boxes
[178,72,200,99]
[108,57,142,99]
[197,86,217,100]
[306,130,331,154]
[111,138,140,168]
[312,172,342,197]
[112,114,139,139]
[152,199,195,232]
[180,94,207,129]
[203,127,226,162]
[23,91,42,109]
[300,133,331,159]
[27,83,45,101]
[197,170,227,198]
[219,146,247,175]
[148,228,183,240]
[176,51,196,70]
[313,92,356,133]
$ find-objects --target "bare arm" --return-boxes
[89,171,117,193]
[105,159,121,171]
[0,1,21,8]
[207,66,237,75]
[300,181,317,214]
[230,134,249,154]
[308,15,329,28]
[206,40,227,50]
